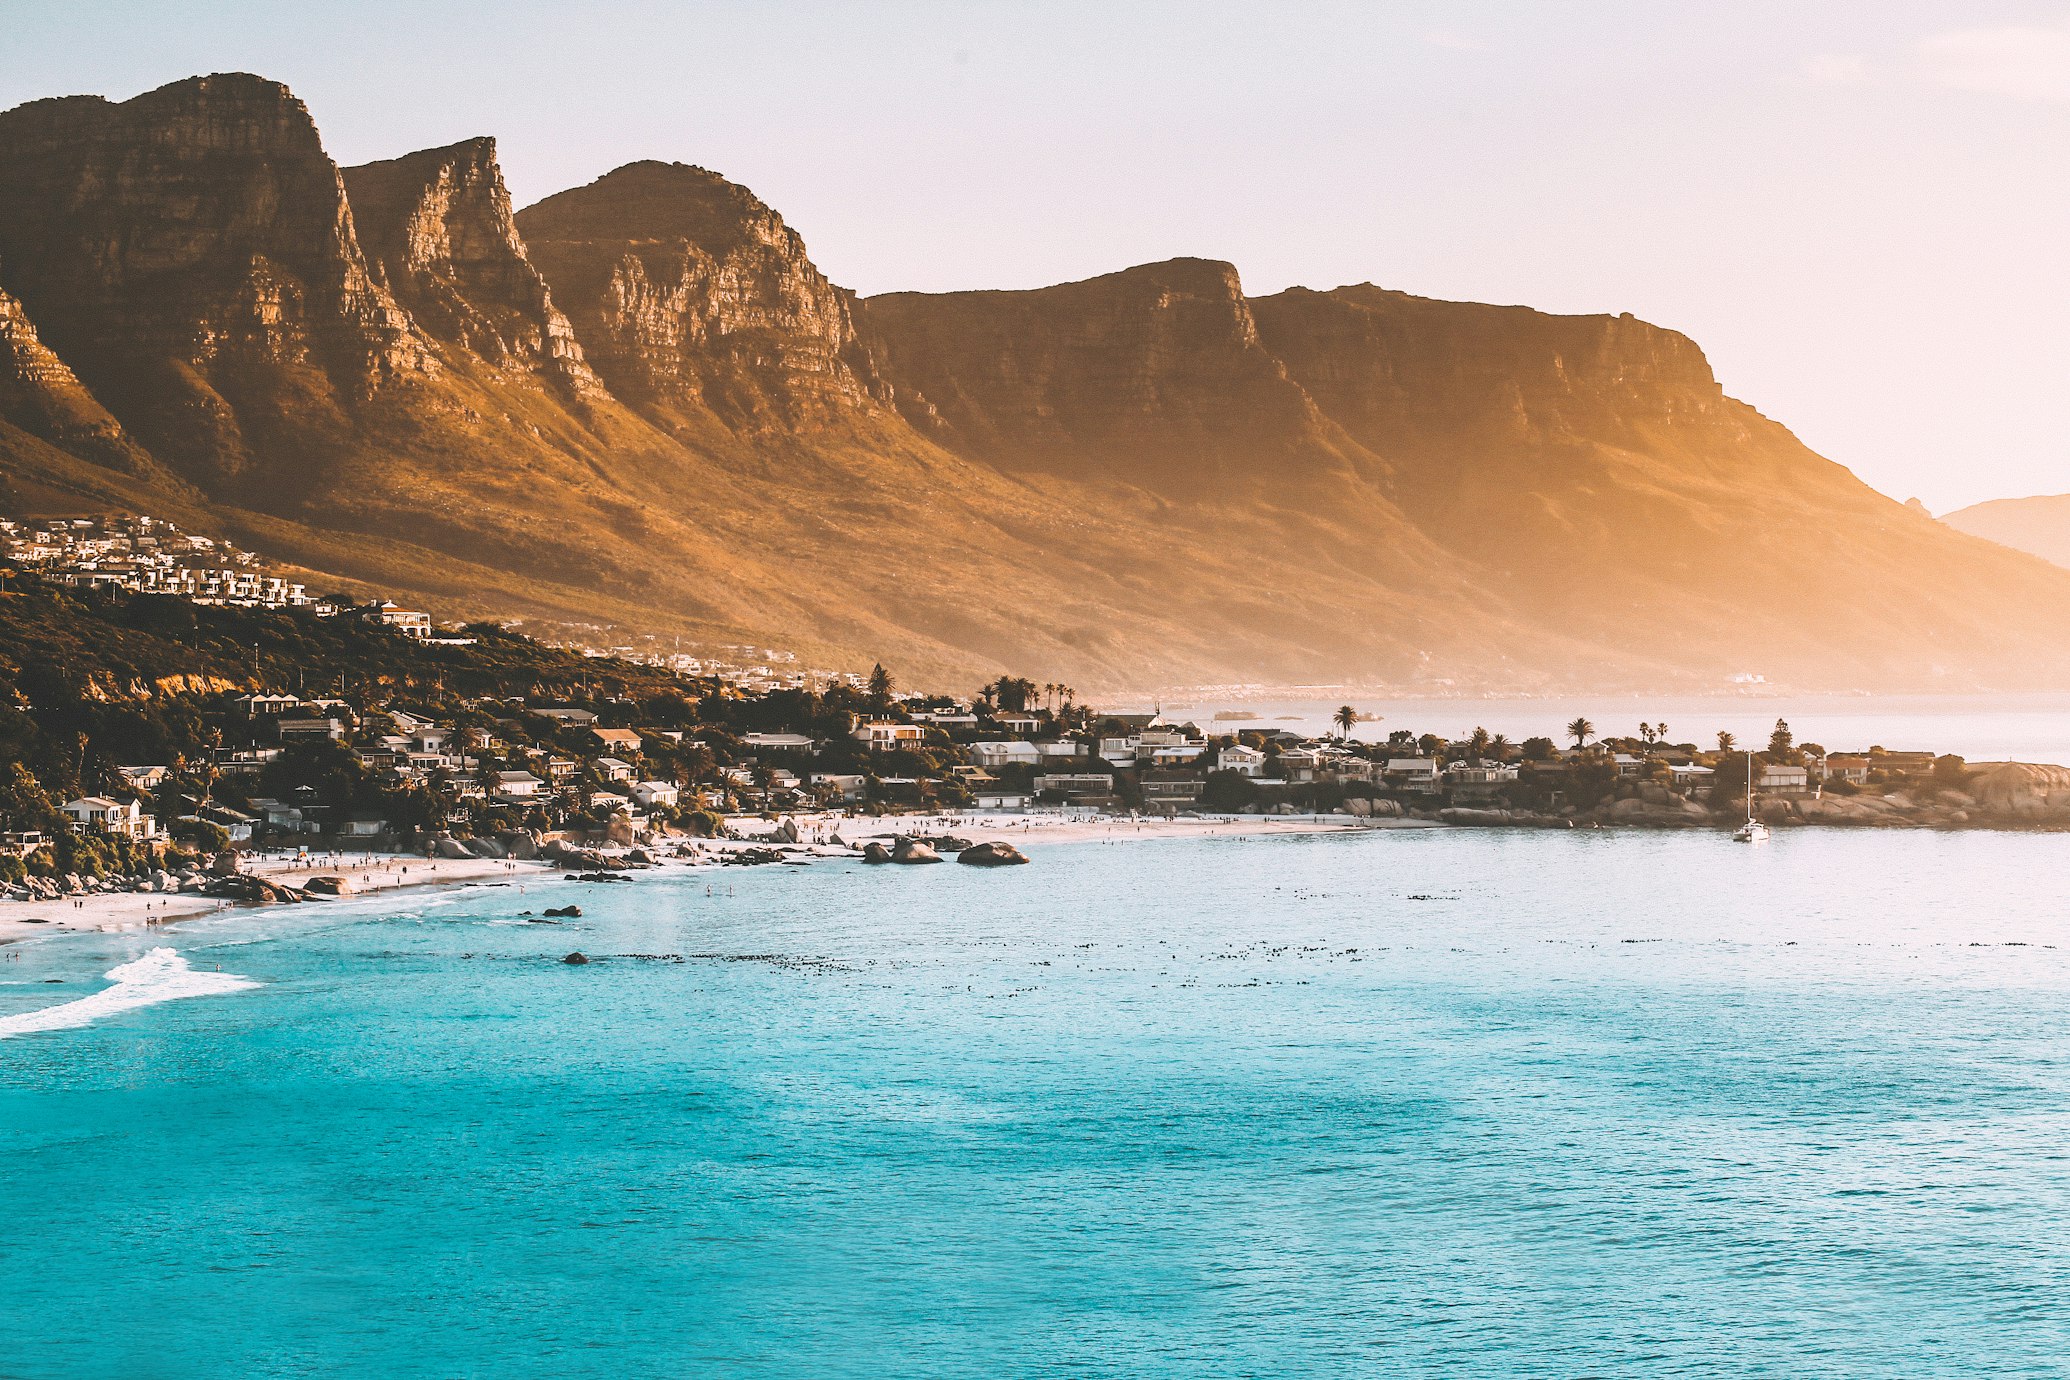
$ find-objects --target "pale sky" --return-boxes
[6,1,2068,512]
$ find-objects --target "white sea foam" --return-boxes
[0,946,258,1038]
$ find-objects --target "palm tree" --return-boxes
[867,663,893,700]
[1467,726,1492,761]
[1716,730,1736,754]
[1333,705,1359,739]
[1639,722,1655,746]
[1488,733,1513,762]
[1567,717,1594,749]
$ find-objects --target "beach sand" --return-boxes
[0,852,540,944]
[0,812,1405,944]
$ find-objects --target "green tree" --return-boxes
[867,663,894,700]
[1567,717,1594,749]
[1467,726,1492,761]
[1768,718,1794,757]
[1716,730,1736,754]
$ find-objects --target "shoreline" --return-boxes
[0,852,541,946]
[11,802,2069,945]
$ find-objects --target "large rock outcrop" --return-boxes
[0,284,162,478]
[863,258,1379,498]
[343,139,603,399]
[0,73,430,490]
[517,161,891,434]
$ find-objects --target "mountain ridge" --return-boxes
[3,72,2068,694]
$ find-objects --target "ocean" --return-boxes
[4,828,2070,1376]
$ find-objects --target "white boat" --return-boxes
[1733,750,1768,842]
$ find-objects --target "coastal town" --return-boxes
[3,514,2069,909]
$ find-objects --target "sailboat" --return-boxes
[1732,750,1768,843]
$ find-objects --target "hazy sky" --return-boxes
[6,1,2068,511]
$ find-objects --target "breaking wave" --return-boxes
[0,947,258,1039]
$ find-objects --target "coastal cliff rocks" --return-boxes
[342,139,603,399]
[0,74,430,489]
[517,161,892,434]
[1971,763,2070,817]
[957,841,1030,866]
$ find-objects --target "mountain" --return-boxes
[5,72,2070,694]
[1242,285,2070,685]
[516,161,891,435]
[1941,495,2070,571]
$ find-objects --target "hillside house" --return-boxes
[853,721,924,752]
[971,741,1042,770]
[61,796,158,839]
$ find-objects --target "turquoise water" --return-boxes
[5,829,2070,1377]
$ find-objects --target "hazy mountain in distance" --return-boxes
[1941,495,2070,572]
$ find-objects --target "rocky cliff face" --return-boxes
[0,73,431,490]
[343,139,602,399]
[0,284,160,478]
[1249,285,1735,457]
[863,258,1375,495]
[516,161,890,434]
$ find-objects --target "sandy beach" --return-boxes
[0,811,1399,945]
[0,851,542,945]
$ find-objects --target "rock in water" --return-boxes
[562,952,589,965]
[892,838,943,864]
[860,842,893,864]
[956,841,1030,867]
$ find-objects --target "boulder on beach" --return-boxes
[209,851,241,877]
[1972,763,2070,818]
[892,838,942,864]
[434,838,474,860]
[776,818,801,844]
[497,832,539,860]
[464,837,505,860]
[302,875,352,896]
[956,841,1029,867]
[1439,807,1514,826]
[860,842,893,864]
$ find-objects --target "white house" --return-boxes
[1757,764,1812,796]
[853,721,924,752]
[811,773,868,802]
[1098,735,1141,766]
[592,756,636,783]
[494,770,545,800]
[742,732,816,751]
[974,786,1029,809]
[1384,759,1443,793]
[632,780,680,809]
[62,796,157,839]
[971,741,1042,770]
[1217,745,1268,778]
